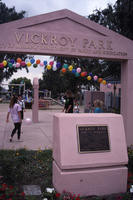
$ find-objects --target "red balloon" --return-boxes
[36,59,41,64]
[61,68,66,73]
[98,78,103,83]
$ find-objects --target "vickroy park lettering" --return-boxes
[15,32,113,51]
[0,31,126,57]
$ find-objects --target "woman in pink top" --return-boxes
[6,95,22,142]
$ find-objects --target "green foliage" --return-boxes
[0,0,25,24]
[9,77,32,95]
[88,0,133,40]
[0,149,53,189]
[0,1,26,82]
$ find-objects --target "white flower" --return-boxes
[43,198,48,200]
[46,187,55,193]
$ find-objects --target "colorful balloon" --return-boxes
[8,63,13,68]
[81,72,85,77]
[36,59,41,64]
[30,58,35,64]
[0,63,4,68]
[27,62,31,67]
[98,78,103,83]
[43,60,47,66]
[84,72,87,76]
[53,66,57,71]
[21,61,26,67]
[49,61,54,66]
[87,76,92,80]
[56,62,61,68]
[33,64,37,68]
[68,65,73,71]
[16,63,20,68]
[10,59,15,64]
[102,80,107,85]
[107,83,112,88]
[40,62,44,67]
[89,72,93,77]
[61,68,67,73]
[72,69,76,74]
[76,67,81,73]
[93,75,98,81]
[25,58,30,64]
[47,65,52,70]
[17,58,22,63]
[3,60,7,66]
[63,64,68,69]
[75,72,80,77]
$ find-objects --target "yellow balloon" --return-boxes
[27,62,31,67]
[68,65,73,71]
[3,60,7,66]
[87,76,92,81]
[47,65,52,70]
[102,80,107,85]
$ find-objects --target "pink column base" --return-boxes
[53,161,128,197]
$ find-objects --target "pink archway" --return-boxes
[0,9,133,145]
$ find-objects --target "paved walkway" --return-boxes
[0,104,84,150]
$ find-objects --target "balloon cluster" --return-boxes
[0,58,112,88]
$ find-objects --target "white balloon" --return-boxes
[25,58,30,64]
[53,66,57,71]
[53,61,56,68]
[25,118,32,124]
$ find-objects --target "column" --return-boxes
[32,77,39,123]
[121,60,133,146]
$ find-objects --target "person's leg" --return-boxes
[20,111,23,133]
[16,123,21,140]
[10,123,17,142]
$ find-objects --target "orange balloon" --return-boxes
[36,59,41,64]
[17,58,22,63]
[98,78,103,83]
[61,68,66,73]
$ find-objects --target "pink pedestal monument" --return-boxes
[53,113,128,196]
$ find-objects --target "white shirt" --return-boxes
[8,103,22,123]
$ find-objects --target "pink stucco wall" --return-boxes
[0,9,133,145]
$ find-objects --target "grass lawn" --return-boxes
[0,148,133,200]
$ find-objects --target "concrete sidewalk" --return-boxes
[0,104,61,150]
[0,104,84,150]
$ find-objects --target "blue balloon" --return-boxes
[30,58,35,64]
[72,69,76,74]
[89,72,93,77]
[10,59,15,64]
[56,62,61,68]
[43,60,47,66]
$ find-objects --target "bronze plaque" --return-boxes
[77,125,110,153]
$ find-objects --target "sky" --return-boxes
[1,0,117,86]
